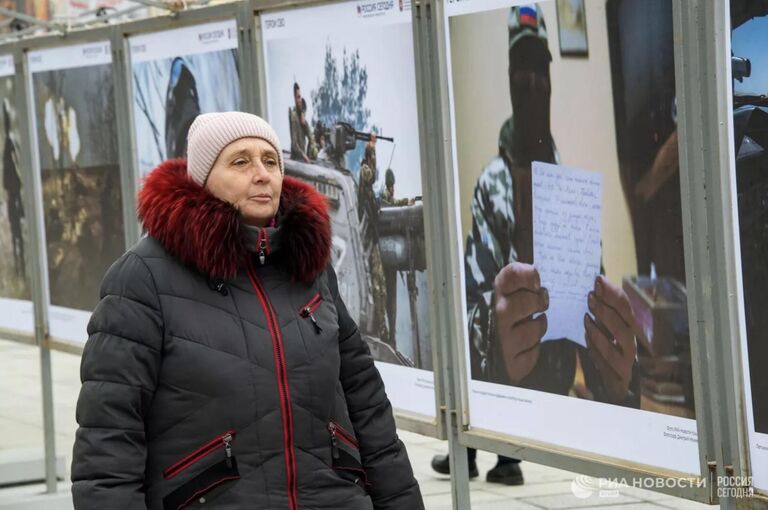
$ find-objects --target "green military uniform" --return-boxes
[358,159,389,343]
[288,107,317,161]
[382,188,410,207]
[465,116,562,383]
[365,141,377,176]
[380,169,411,347]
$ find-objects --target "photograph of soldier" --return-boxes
[731,0,768,434]
[381,168,416,347]
[132,50,240,176]
[289,83,317,162]
[0,77,30,300]
[451,1,694,417]
[32,63,125,312]
[264,13,432,370]
[357,132,390,343]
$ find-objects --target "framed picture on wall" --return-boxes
[556,0,588,56]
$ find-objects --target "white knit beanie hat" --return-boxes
[186,111,284,186]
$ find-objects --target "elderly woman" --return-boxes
[71,112,424,510]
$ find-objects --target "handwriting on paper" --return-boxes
[532,162,602,346]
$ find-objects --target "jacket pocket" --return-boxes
[162,457,240,510]
[299,294,324,334]
[328,421,370,492]
[163,431,236,480]
[162,431,239,510]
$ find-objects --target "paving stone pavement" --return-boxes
[0,339,713,509]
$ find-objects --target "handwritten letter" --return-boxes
[532,162,602,346]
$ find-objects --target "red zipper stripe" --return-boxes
[257,274,297,509]
[299,294,322,315]
[163,431,235,480]
[331,422,359,448]
[247,262,299,510]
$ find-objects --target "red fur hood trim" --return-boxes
[137,159,331,284]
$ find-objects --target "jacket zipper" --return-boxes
[163,431,235,480]
[247,261,298,510]
[328,421,358,459]
[257,228,271,265]
[299,294,323,333]
[328,422,369,489]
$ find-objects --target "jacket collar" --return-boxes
[137,159,331,284]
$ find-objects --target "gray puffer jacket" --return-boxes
[71,159,423,510]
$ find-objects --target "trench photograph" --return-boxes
[32,62,125,313]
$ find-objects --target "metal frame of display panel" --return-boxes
[674,0,741,507]
[694,0,768,507]
[15,25,117,493]
[411,0,471,503]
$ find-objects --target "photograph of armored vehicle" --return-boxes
[284,121,432,370]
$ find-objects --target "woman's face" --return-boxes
[205,137,283,227]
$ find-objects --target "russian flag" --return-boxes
[519,5,538,28]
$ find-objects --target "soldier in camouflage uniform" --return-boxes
[2,99,24,279]
[358,134,390,344]
[382,168,415,207]
[365,133,377,177]
[289,83,317,162]
[464,4,640,405]
[434,4,640,485]
[381,169,415,346]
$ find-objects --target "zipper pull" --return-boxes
[223,433,233,469]
[328,423,340,459]
[304,308,323,333]
[258,238,266,265]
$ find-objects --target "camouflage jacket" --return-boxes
[382,188,410,206]
[358,163,379,243]
[465,117,640,405]
[288,107,316,160]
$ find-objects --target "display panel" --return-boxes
[446,0,699,473]
[0,54,34,336]
[261,0,436,417]
[28,41,125,343]
[130,20,241,177]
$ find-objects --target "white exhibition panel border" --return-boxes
[28,40,112,73]
[0,54,14,78]
[377,362,436,418]
[129,19,238,63]
[0,298,34,334]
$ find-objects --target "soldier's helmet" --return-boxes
[385,168,395,187]
[508,4,552,61]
